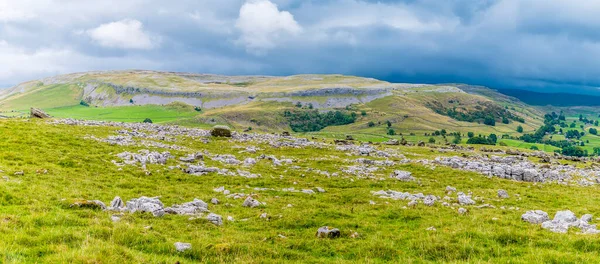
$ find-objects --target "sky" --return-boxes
[1,0,600,94]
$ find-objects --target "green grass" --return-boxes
[45,105,199,124]
[0,84,82,111]
[2,119,600,262]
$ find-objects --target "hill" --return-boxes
[0,71,545,141]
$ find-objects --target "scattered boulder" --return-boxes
[174,242,192,252]
[497,189,509,199]
[521,210,550,224]
[242,196,261,208]
[423,195,437,206]
[30,107,50,119]
[458,208,467,215]
[390,170,415,181]
[445,186,457,193]
[457,192,475,205]
[211,198,219,205]
[211,125,232,137]
[417,141,425,147]
[109,196,125,211]
[126,197,165,217]
[346,135,354,141]
[207,213,223,226]
[164,198,209,215]
[316,226,341,238]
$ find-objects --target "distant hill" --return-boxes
[0,70,545,137]
[499,89,600,107]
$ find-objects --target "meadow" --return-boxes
[1,119,600,263]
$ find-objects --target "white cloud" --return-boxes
[235,0,302,53]
[87,19,156,50]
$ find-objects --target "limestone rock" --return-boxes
[521,210,550,224]
[174,242,192,252]
[316,226,341,238]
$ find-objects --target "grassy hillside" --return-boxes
[2,119,600,262]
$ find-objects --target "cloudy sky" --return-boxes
[1,0,599,94]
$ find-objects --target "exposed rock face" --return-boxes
[532,210,600,234]
[521,210,550,224]
[30,108,50,118]
[316,226,341,238]
[432,155,600,185]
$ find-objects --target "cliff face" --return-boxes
[0,70,468,111]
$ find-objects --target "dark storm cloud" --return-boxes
[0,0,599,94]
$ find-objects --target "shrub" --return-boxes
[211,125,232,137]
[515,125,523,133]
[143,118,152,123]
[530,145,539,150]
[499,141,507,146]
[484,116,496,126]
[80,100,90,107]
[467,132,474,138]
[367,121,375,127]
[387,129,396,136]
[361,110,367,116]
[428,137,436,143]
[386,120,392,128]
[129,99,134,104]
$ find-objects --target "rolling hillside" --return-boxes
[0,70,545,138]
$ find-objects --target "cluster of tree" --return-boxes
[561,146,588,157]
[579,114,599,126]
[426,101,525,126]
[565,130,584,139]
[466,134,498,145]
[284,109,357,132]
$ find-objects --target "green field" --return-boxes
[45,105,199,124]
[2,119,600,262]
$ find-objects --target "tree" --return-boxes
[562,146,587,157]
[129,99,134,104]
[387,128,396,135]
[579,114,584,121]
[440,129,447,136]
[308,103,314,109]
[530,145,539,150]
[452,134,462,144]
[80,100,90,107]
[484,116,496,126]
[143,118,153,123]
[467,132,474,138]
[517,125,524,133]
[502,117,509,124]
[428,137,436,143]
[488,133,498,144]
[589,128,598,135]
[367,121,375,127]
[295,102,302,108]
[570,122,576,128]
[361,110,367,116]
[386,120,392,128]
